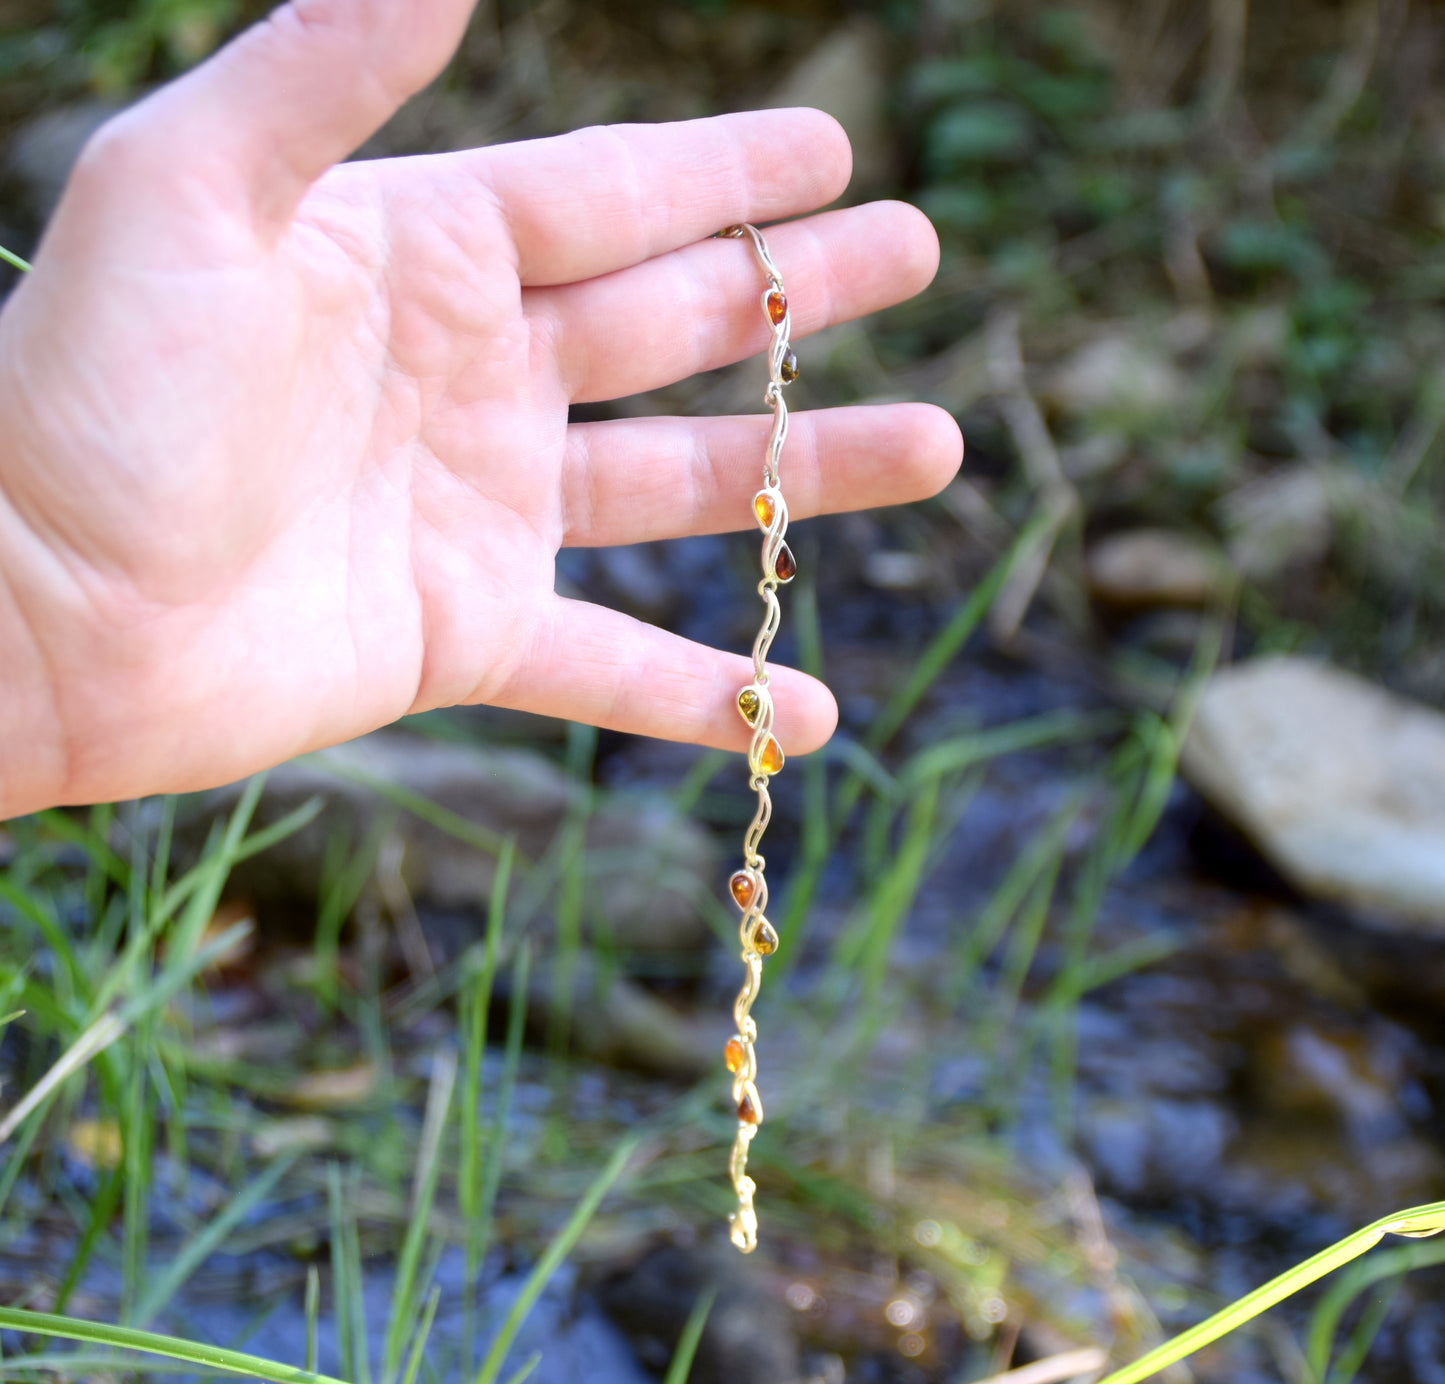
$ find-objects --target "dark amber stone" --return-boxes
[738,1086,762,1125]
[737,687,762,724]
[759,736,784,776]
[774,543,797,583]
[780,350,799,384]
[766,289,788,326]
[754,491,776,527]
[751,920,779,956]
[724,1037,746,1074]
[729,869,757,908]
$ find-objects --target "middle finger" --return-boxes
[530,201,940,404]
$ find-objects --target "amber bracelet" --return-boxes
[716,222,798,1254]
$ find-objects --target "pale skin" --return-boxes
[0,0,963,821]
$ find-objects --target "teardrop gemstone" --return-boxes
[724,1037,746,1074]
[729,869,756,908]
[758,735,784,776]
[754,491,776,527]
[774,543,797,583]
[751,920,779,957]
[737,687,762,724]
[737,1085,762,1125]
[780,350,799,384]
[766,289,787,326]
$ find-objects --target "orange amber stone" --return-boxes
[766,289,787,325]
[724,1037,746,1074]
[774,543,797,583]
[729,869,757,908]
[751,920,779,956]
[737,687,762,724]
[738,1086,762,1125]
[754,491,776,527]
[780,350,799,384]
[759,735,784,776]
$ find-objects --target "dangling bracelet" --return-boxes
[717,222,798,1254]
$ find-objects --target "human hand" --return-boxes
[0,0,962,819]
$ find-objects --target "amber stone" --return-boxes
[737,687,762,725]
[729,869,756,908]
[751,920,779,956]
[774,543,797,583]
[724,1037,746,1074]
[780,350,799,384]
[759,735,784,776]
[754,491,776,527]
[766,289,788,326]
[737,1086,762,1125]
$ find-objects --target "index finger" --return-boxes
[473,108,853,286]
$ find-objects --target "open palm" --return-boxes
[0,0,960,819]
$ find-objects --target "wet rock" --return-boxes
[1180,658,1445,928]
[1085,529,1227,608]
[521,956,716,1079]
[183,730,718,955]
[766,21,890,192]
[594,1240,801,1384]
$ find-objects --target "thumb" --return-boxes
[125,0,476,229]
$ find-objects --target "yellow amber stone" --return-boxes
[754,491,776,527]
[724,1037,746,1074]
[751,920,779,956]
[738,1086,762,1125]
[774,543,796,583]
[729,869,756,908]
[737,687,762,724]
[780,350,799,384]
[766,289,787,325]
[759,736,784,776]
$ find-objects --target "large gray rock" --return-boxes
[184,730,719,954]
[1181,658,1445,928]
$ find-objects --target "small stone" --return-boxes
[754,491,776,527]
[729,869,757,908]
[737,688,762,725]
[774,544,797,583]
[766,289,788,325]
[780,350,799,384]
[738,1085,763,1125]
[724,1037,746,1074]
[758,736,784,776]
[751,919,779,956]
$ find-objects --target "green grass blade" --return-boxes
[398,1287,441,1384]
[326,1165,355,1384]
[0,244,31,272]
[472,1132,640,1384]
[384,1048,456,1383]
[307,757,511,860]
[0,1306,349,1384]
[1097,1202,1445,1383]
[473,941,531,1273]
[500,1354,542,1384]
[305,1266,320,1375]
[663,1286,717,1384]
[135,1152,300,1327]
[1305,1238,1445,1379]
[461,839,516,1373]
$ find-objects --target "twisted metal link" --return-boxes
[717,222,796,1254]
